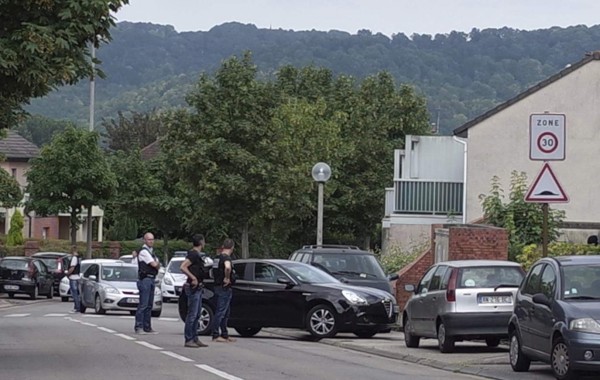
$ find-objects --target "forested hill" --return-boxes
[28,21,600,135]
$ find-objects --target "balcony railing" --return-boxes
[391,179,463,216]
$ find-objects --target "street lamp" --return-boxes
[312,162,331,246]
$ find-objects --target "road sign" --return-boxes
[529,113,565,161]
[525,163,569,203]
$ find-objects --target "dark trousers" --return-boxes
[184,285,203,342]
[135,277,155,332]
[212,286,232,338]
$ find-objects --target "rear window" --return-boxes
[457,266,524,288]
[37,258,59,270]
[0,260,29,270]
[311,253,386,279]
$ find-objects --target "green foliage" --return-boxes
[6,210,24,246]
[0,166,22,208]
[14,115,75,146]
[517,242,600,271]
[25,126,117,244]
[101,110,164,152]
[480,171,565,261]
[0,0,129,129]
[106,216,139,241]
[374,241,427,274]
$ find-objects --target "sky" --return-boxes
[116,0,600,37]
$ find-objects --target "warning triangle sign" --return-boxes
[525,163,569,203]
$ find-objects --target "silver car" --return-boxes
[80,262,162,317]
[402,260,525,353]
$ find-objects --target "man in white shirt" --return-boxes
[65,246,82,313]
[134,232,160,334]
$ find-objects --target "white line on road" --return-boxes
[97,327,116,333]
[4,314,30,318]
[81,322,98,327]
[44,313,68,317]
[119,316,134,319]
[196,364,244,380]
[160,351,193,362]
[114,333,136,341]
[158,317,179,322]
[82,314,104,318]
[136,341,163,350]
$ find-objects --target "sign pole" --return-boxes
[542,203,549,257]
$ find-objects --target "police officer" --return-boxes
[134,232,160,334]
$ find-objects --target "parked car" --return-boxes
[118,254,135,264]
[509,255,600,380]
[59,258,122,302]
[0,256,54,299]
[80,262,162,317]
[178,259,399,339]
[118,253,166,285]
[31,251,70,295]
[289,245,398,294]
[402,260,525,353]
[160,257,187,302]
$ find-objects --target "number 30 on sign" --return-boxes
[529,114,566,161]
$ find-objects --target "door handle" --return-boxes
[249,288,263,292]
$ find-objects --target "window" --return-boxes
[417,266,437,294]
[233,263,247,281]
[429,265,448,291]
[11,168,16,177]
[540,266,557,299]
[83,264,99,279]
[42,227,49,240]
[254,263,286,283]
[522,264,544,295]
[457,266,524,289]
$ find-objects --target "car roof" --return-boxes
[32,252,69,257]
[294,245,373,255]
[1,256,31,261]
[82,259,123,264]
[99,262,137,268]
[551,255,600,266]
[436,260,522,268]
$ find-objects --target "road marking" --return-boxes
[115,333,136,341]
[44,313,68,317]
[136,341,163,350]
[160,351,193,362]
[4,314,30,318]
[81,322,98,327]
[82,314,103,318]
[97,327,116,333]
[158,317,179,321]
[119,316,134,319]
[196,364,244,380]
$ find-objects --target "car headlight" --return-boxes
[103,286,119,294]
[570,318,600,333]
[163,276,173,286]
[342,290,368,305]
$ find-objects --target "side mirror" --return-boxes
[532,293,552,307]
[404,284,415,293]
[388,273,399,281]
[276,277,294,288]
[339,277,349,284]
[89,275,97,281]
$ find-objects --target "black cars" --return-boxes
[509,255,600,380]
[31,251,70,295]
[179,259,399,339]
[289,245,398,294]
[0,256,54,299]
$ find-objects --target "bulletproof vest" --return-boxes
[137,248,158,279]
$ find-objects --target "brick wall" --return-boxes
[33,217,60,240]
[394,224,509,314]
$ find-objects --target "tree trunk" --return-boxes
[86,207,93,259]
[70,210,78,246]
[363,235,371,251]
[241,222,250,259]
[162,234,169,265]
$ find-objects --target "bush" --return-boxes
[374,241,427,274]
[6,210,24,246]
[516,242,600,270]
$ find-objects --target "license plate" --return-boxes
[128,298,139,304]
[478,295,512,304]
[5,285,18,290]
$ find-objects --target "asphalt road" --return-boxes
[0,296,484,380]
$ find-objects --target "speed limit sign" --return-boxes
[529,114,565,161]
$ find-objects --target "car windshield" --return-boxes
[101,266,138,282]
[37,258,58,270]
[0,260,29,271]
[457,266,524,288]
[562,265,600,300]
[167,260,184,274]
[311,253,387,279]
[284,262,341,284]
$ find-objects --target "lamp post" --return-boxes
[312,162,331,246]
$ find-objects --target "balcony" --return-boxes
[385,179,463,216]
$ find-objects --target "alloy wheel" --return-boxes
[552,341,570,377]
[310,308,335,335]
[509,334,519,366]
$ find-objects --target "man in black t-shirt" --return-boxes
[180,234,209,348]
[212,238,236,343]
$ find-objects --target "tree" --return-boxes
[14,115,74,147]
[0,166,23,208]
[26,126,117,250]
[479,171,565,261]
[6,209,24,246]
[0,0,129,129]
[101,110,164,152]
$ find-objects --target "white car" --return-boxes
[160,257,187,302]
[59,258,122,302]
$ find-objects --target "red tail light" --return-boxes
[446,268,458,302]
[27,262,36,279]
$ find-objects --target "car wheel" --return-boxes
[8,293,14,299]
[61,297,69,302]
[509,328,531,372]
[437,322,455,353]
[486,337,501,347]
[552,336,578,380]
[306,304,338,339]
[30,285,39,300]
[197,305,213,336]
[234,327,262,337]
[94,294,106,315]
[404,316,420,348]
[353,329,378,338]
[151,309,162,318]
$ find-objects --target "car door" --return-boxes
[408,266,437,336]
[34,261,52,294]
[228,262,258,324]
[516,263,544,351]
[421,265,448,337]
[530,264,557,354]
[81,264,99,306]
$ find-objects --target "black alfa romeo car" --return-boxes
[179,259,399,340]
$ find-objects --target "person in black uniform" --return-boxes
[212,238,236,343]
[180,234,209,348]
